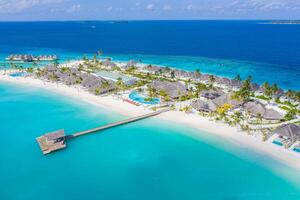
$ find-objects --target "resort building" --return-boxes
[95,71,137,86]
[200,89,225,100]
[243,101,284,122]
[36,129,66,154]
[123,60,138,70]
[191,93,242,112]
[191,99,218,112]
[152,80,188,100]
[80,73,115,94]
[273,124,300,147]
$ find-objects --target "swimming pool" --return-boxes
[293,147,300,153]
[9,72,27,77]
[272,140,283,147]
[129,91,160,105]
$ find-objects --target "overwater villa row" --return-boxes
[9,57,300,153]
[6,54,58,62]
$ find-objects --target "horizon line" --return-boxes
[0,19,299,23]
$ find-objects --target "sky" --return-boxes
[0,0,299,21]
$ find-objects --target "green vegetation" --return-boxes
[262,82,279,97]
[284,110,297,121]
[256,95,271,101]
[26,68,34,73]
[180,105,192,113]
[233,76,253,101]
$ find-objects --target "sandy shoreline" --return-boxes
[1,72,300,173]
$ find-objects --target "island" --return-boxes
[1,56,300,166]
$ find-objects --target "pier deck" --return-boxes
[36,108,170,155]
[36,130,66,155]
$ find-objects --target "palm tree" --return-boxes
[181,105,192,113]
[97,49,103,57]
[170,70,175,79]
[195,69,201,77]
[234,75,253,101]
[232,112,243,126]
[271,83,279,96]
[116,77,125,91]
[256,113,263,125]
[147,85,157,98]
[235,74,241,81]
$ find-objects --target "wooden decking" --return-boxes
[36,108,170,155]
[36,130,66,155]
[72,108,170,137]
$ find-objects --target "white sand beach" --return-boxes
[1,71,300,173]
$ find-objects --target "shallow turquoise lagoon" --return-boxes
[1,81,300,200]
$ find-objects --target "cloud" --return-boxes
[0,0,65,13]
[66,4,80,13]
[229,0,300,11]
[146,3,154,10]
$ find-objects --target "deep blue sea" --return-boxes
[1,21,300,200]
[0,20,299,89]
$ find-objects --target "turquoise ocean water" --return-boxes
[1,21,300,199]
[1,81,300,200]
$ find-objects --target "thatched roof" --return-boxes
[274,124,300,142]
[44,130,65,141]
[243,101,266,116]
[191,99,218,112]
[200,89,225,100]
[45,64,58,72]
[64,76,78,85]
[243,101,284,120]
[263,109,284,120]
[152,80,188,99]
[212,93,242,108]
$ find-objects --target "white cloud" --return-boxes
[0,0,65,13]
[66,4,80,13]
[146,3,154,10]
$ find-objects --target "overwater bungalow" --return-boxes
[36,129,66,154]
[6,54,58,62]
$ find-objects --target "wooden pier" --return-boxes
[36,108,170,155]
